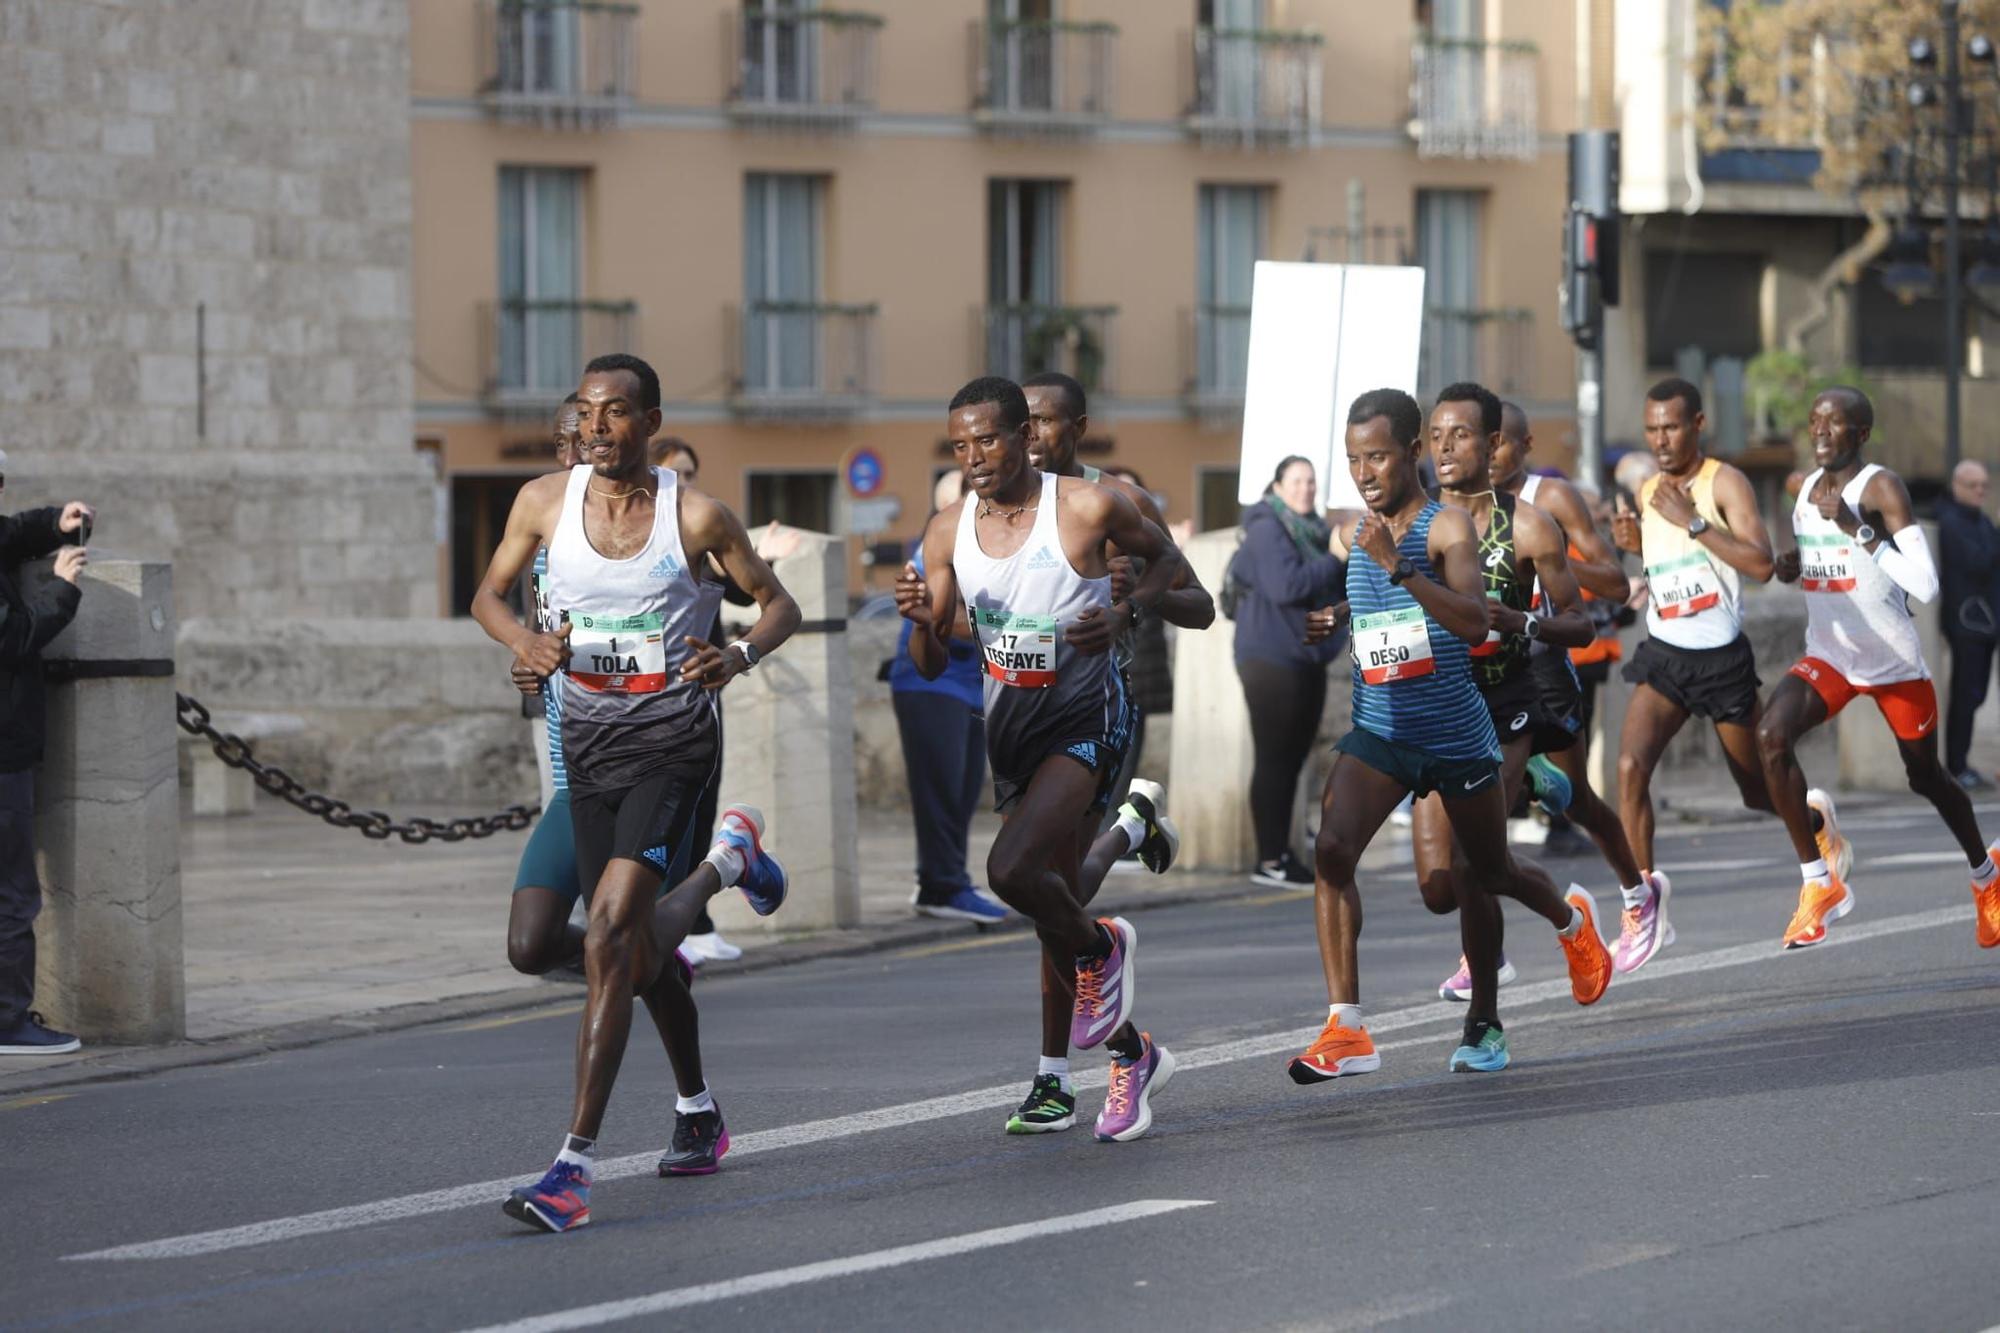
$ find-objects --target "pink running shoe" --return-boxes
[1612,871,1675,975]
[1070,917,1137,1050]
[1094,1033,1176,1142]
[1437,954,1518,1002]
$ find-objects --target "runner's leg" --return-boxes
[1715,712,1776,815]
[1436,785,1518,1027]
[571,857,666,1139]
[1311,753,1410,1004]
[508,889,584,975]
[1754,675,1832,865]
[1617,683,1692,871]
[986,755,1104,957]
[1549,740,1645,889]
[1899,727,1991,864]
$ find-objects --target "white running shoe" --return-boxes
[682,931,743,963]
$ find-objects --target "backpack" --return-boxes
[1219,533,1249,620]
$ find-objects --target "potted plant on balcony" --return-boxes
[1745,348,1874,458]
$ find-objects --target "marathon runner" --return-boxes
[473,354,801,1233]
[1007,370,1209,1134]
[1295,389,1604,1079]
[897,376,1186,1141]
[1608,377,1777,975]
[1411,384,1616,1009]
[1757,387,2000,949]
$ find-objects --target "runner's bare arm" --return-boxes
[1537,477,1629,602]
[1698,464,1776,582]
[1352,508,1487,644]
[1097,485,1186,618]
[682,490,802,688]
[1103,478,1214,629]
[1512,503,1594,649]
[896,505,962,680]
[1854,469,1940,602]
[471,473,571,677]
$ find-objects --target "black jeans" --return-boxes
[1236,658,1330,865]
[892,690,986,899]
[1945,634,2000,776]
[0,769,39,1030]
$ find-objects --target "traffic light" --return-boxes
[1560,131,1621,348]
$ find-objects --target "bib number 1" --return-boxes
[566,611,668,694]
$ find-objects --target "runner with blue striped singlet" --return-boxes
[1409,384,1615,1016]
[1288,389,1574,1080]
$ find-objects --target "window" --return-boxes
[988,179,1066,375]
[748,469,837,532]
[497,167,584,396]
[1643,250,1763,368]
[1197,465,1242,532]
[1854,284,1956,369]
[451,475,533,617]
[1196,184,1266,396]
[1198,0,1264,122]
[741,0,818,105]
[1415,189,1484,388]
[988,0,1056,112]
[743,173,824,392]
[509,3,580,95]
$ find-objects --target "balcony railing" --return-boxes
[726,7,883,126]
[971,19,1116,133]
[478,0,637,128]
[983,304,1117,396]
[1185,304,1252,416]
[730,301,878,418]
[1186,27,1322,147]
[1410,36,1538,161]
[482,299,637,409]
[1419,307,1533,402]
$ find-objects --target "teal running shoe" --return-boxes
[1449,1020,1510,1073]
[1525,753,1574,818]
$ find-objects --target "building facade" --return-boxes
[412,0,1591,614]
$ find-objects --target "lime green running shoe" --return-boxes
[1449,1020,1510,1073]
[1005,1074,1076,1134]
[1524,753,1574,818]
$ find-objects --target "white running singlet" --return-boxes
[1793,464,1927,686]
[1639,458,1743,651]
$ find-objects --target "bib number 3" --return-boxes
[1796,533,1858,593]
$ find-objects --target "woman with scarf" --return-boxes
[1232,456,1345,887]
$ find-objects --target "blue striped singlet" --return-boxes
[531,548,567,792]
[1347,502,1499,762]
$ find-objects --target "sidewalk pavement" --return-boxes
[0,781,1912,1097]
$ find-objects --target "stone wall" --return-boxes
[2,0,435,619]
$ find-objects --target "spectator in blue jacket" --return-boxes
[1233,456,1345,887]
[1941,460,2000,789]
[889,470,1007,922]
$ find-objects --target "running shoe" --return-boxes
[503,1159,591,1233]
[1806,788,1854,882]
[1612,870,1675,975]
[1095,1034,1176,1143]
[1005,1074,1076,1134]
[1251,852,1314,889]
[1070,917,1137,1050]
[911,883,1009,923]
[717,804,787,916]
[681,931,742,963]
[1560,886,1614,1005]
[1781,876,1854,949]
[1449,1020,1510,1073]
[1525,753,1574,818]
[1287,1015,1380,1083]
[657,1105,730,1176]
[1437,953,1517,1002]
[1120,780,1181,874]
[1974,843,2000,949]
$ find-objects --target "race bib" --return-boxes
[1469,590,1504,658]
[973,607,1057,688]
[566,611,668,694]
[1353,606,1436,684]
[1797,532,1858,593]
[1645,552,1722,619]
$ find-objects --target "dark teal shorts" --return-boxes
[1333,727,1501,800]
[512,788,582,902]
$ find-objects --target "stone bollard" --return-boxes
[704,532,861,934]
[1169,529,1258,871]
[32,560,185,1043]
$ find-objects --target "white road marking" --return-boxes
[64,903,1974,1264]
[1649,857,1781,874]
[1863,851,1972,868]
[455,1199,1212,1332]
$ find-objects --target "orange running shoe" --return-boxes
[1782,876,1854,949]
[1560,886,1613,1005]
[1806,788,1854,882]
[1974,842,2000,949]
[1286,1016,1381,1085]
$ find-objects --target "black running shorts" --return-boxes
[1621,634,1762,724]
[569,724,719,898]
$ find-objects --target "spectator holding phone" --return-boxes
[0,455,94,1055]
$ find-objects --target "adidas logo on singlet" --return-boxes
[1026,546,1060,571]
[647,553,683,580]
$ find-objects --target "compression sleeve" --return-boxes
[1874,524,1939,604]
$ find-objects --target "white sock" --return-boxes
[1556,904,1583,939]
[1620,880,1651,912]
[1113,807,1146,853]
[1036,1055,1072,1093]
[556,1134,594,1169]
[1973,856,1998,887]
[704,842,745,887]
[1800,857,1829,884]
[676,1086,716,1115]
[1329,1003,1364,1030]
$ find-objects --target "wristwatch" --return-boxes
[1686,516,1711,538]
[1853,522,1877,546]
[1121,600,1143,629]
[729,641,760,671]
[1388,557,1416,586]
[1522,613,1542,641]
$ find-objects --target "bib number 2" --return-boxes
[1646,553,1722,620]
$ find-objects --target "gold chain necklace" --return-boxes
[978,494,1038,521]
[589,480,650,501]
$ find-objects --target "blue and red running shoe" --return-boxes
[716,804,788,916]
[502,1158,591,1234]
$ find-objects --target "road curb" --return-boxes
[0,872,1276,1099]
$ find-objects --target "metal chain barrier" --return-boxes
[175,693,539,844]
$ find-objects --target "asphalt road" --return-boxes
[5,795,1999,1332]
